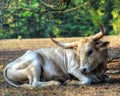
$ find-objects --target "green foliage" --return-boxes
[0,0,120,39]
[111,9,120,35]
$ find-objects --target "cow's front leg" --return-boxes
[95,74,110,83]
[68,68,91,85]
[102,74,110,82]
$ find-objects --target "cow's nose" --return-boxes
[80,68,87,73]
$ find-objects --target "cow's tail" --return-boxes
[3,67,20,87]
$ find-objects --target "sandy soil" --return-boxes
[0,36,120,96]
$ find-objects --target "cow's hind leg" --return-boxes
[35,80,61,87]
[30,72,61,88]
[20,75,34,89]
[31,65,61,87]
[23,62,61,88]
[19,61,41,89]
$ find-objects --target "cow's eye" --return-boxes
[87,49,93,56]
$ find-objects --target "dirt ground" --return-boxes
[0,36,120,96]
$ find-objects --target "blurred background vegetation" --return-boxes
[0,0,120,39]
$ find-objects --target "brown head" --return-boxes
[49,22,109,74]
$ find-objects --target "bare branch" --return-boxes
[39,0,55,9]
[58,0,71,11]
[63,2,89,13]
[39,0,72,12]
[6,0,11,9]
[1,0,11,11]
[2,0,90,16]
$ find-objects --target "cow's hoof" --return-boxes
[81,78,91,85]
[102,75,110,82]
[55,81,61,86]
[52,81,61,86]
[63,80,72,85]
[20,84,33,90]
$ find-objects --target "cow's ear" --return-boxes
[99,41,110,51]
